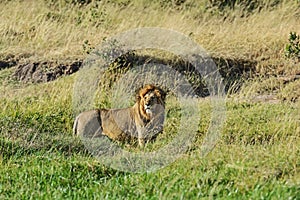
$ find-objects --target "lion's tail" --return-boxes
[73,115,79,135]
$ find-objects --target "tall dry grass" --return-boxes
[0,0,299,68]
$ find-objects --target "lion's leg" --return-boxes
[73,115,79,135]
[138,137,145,147]
[137,126,145,147]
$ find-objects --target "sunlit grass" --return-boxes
[0,0,299,199]
[0,67,299,198]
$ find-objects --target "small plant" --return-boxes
[206,0,281,17]
[285,32,300,61]
[82,40,94,54]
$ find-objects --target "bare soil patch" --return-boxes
[1,54,299,102]
[3,54,256,89]
[12,60,82,83]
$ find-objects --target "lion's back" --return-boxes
[100,107,138,140]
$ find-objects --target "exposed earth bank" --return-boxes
[1,54,299,102]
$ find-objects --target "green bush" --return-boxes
[206,0,281,15]
[285,32,300,61]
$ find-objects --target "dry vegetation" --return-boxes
[1,0,299,95]
[0,1,299,62]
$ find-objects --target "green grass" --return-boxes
[0,67,299,199]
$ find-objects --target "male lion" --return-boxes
[73,84,166,147]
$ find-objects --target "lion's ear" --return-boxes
[157,88,166,102]
[135,85,143,102]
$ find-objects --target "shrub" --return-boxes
[206,0,281,16]
[285,32,300,61]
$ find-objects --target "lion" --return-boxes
[73,84,166,147]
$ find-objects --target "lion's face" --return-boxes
[137,85,166,120]
[143,91,161,115]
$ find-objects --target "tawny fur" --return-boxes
[73,84,166,147]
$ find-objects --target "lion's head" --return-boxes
[136,84,166,121]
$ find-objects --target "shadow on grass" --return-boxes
[6,52,257,96]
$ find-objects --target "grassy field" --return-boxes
[1,0,300,199]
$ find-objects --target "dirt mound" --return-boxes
[10,54,257,96]
[0,55,19,70]
[0,60,17,70]
[13,60,82,83]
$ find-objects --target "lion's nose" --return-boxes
[148,97,155,103]
[146,99,154,106]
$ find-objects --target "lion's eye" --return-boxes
[144,93,150,99]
